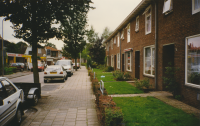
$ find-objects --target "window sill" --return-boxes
[145,31,151,35]
[126,70,132,72]
[135,29,139,32]
[185,83,200,89]
[143,73,155,78]
[163,10,173,15]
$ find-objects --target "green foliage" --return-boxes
[89,37,105,65]
[45,42,57,49]
[163,63,180,97]
[91,62,98,68]
[104,66,114,72]
[87,55,92,68]
[96,65,105,70]
[105,108,123,126]
[101,27,113,40]
[113,70,132,81]
[4,67,17,75]
[86,25,99,43]
[134,78,151,90]
[188,72,200,85]
[81,63,86,66]
[113,97,200,126]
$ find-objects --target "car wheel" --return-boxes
[31,69,33,72]
[71,72,73,75]
[44,79,47,83]
[14,107,22,126]
[21,68,23,72]
[65,76,68,80]
[68,73,71,77]
[32,92,39,106]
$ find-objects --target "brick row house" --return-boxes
[104,0,200,108]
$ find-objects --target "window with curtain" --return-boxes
[126,52,131,71]
[117,53,120,69]
[145,7,151,34]
[144,46,155,76]
[193,0,200,14]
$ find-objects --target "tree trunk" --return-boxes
[31,1,40,83]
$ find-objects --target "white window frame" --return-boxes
[38,48,41,54]
[107,43,109,51]
[121,29,124,40]
[185,34,200,89]
[111,39,113,49]
[111,55,114,67]
[135,16,139,32]
[143,45,155,77]
[163,0,173,15]
[192,0,200,14]
[145,6,152,35]
[127,24,130,43]
[114,37,116,44]
[117,53,120,69]
[126,51,131,71]
[117,33,120,47]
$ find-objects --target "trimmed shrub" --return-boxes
[113,70,132,81]
[104,66,114,72]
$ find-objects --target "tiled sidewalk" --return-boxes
[21,66,100,126]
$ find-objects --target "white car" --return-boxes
[55,60,73,77]
[0,77,24,126]
[44,65,67,83]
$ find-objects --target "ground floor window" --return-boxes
[185,34,200,87]
[144,46,155,76]
[126,52,131,71]
[111,55,114,67]
[107,56,109,66]
[117,53,120,69]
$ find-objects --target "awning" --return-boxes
[124,48,133,52]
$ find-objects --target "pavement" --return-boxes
[3,70,33,79]
[19,66,100,126]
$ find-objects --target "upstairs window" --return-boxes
[192,0,200,14]
[38,48,41,54]
[121,29,124,40]
[107,43,109,51]
[114,37,116,44]
[127,24,130,43]
[145,6,152,35]
[117,33,120,47]
[163,0,173,15]
[135,16,139,32]
[111,39,113,49]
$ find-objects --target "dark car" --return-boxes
[10,63,24,72]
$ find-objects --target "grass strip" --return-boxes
[104,81,143,94]
[113,97,200,126]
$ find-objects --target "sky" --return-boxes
[0,0,142,50]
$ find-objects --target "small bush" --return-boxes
[96,65,105,70]
[113,70,132,81]
[105,108,123,126]
[81,63,86,66]
[104,66,114,72]
[134,78,151,90]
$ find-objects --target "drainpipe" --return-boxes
[120,32,121,71]
[154,0,158,89]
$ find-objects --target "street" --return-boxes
[9,66,99,126]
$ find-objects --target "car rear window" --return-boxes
[55,60,71,65]
[46,67,61,71]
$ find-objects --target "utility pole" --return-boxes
[1,19,4,77]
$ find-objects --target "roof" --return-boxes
[103,0,153,44]
[45,46,61,51]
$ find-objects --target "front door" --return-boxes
[163,44,174,90]
[122,54,124,72]
[135,51,140,79]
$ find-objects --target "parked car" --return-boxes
[55,60,73,77]
[73,63,80,69]
[31,64,44,72]
[43,65,67,83]
[10,63,24,72]
[0,77,41,126]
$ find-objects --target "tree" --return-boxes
[89,37,105,65]
[87,25,99,43]
[101,27,112,41]
[60,3,91,71]
[0,0,92,83]
[45,42,57,49]
[61,47,71,58]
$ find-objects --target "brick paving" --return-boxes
[21,66,100,126]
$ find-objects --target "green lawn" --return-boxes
[93,68,115,82]
[113,97,200,126]
[104,82,144,94]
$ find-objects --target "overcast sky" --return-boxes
[0,0,142,50]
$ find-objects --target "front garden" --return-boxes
[88,67,200,126]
